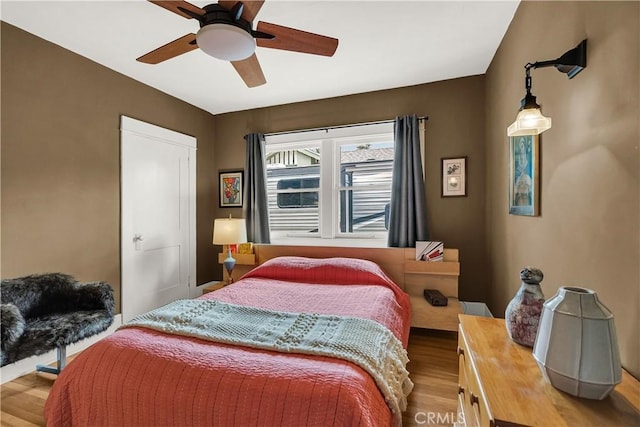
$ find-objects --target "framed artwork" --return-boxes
[441,157,467,197]
[219,170,243,208]
[509,135,539,216]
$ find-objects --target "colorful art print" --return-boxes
[441,157,467,197]
[219,171,243,208]
[509,135,539,216]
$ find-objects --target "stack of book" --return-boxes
[238,242,253,254]
[416,241,444,262]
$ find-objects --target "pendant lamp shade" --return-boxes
[508,107,552,136]
[507,88,552,137]
[532,287,622,400]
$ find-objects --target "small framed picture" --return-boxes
[509,135,539,216]
[441,157,467,197]
[219,170,243,208]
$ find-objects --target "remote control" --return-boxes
[423,289,448,306]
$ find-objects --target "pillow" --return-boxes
[242,256,405,298]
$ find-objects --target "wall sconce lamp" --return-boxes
[507,40,587,137]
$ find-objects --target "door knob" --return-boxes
[133,234,144,250]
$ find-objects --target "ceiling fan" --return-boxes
[137,0,339,88]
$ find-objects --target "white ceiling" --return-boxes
[1,0,519,115]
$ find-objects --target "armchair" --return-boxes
[1,273,115,374]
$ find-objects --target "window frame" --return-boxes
[265,122,394,246]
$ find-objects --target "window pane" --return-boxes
[339,189,391,234]
[266,144,320,238]
[338,143,392,235]
[340,142,394,188]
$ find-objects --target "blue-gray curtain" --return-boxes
[387,115,429,247]
[243,133,270,243]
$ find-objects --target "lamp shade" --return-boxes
[532,287,621,400]
[196,24,256,61]
[213,218,247,245]
[507,108,552,136]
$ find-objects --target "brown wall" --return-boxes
[212,76,488,301]
[485,1,639,377]
[1,22,219,311]
[1,22,489,312]
[10,1,634,378]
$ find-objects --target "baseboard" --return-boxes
[0,313,123,384]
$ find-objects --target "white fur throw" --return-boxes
[122,299,413,424]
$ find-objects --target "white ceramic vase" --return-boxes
[532,286,621,400]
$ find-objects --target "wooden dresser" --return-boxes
[456,314,640,427]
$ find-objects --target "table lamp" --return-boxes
[212,216,247,285]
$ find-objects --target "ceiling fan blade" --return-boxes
[218,0,264,22]
[231,53,266,87]
[137,34,198,64]
[256,21,338,57]
[148,1,205,19]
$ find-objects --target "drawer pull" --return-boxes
[470,392,479,406]
[458,386,465,395]
[457,346,465,356]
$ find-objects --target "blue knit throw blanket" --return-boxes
[121,299,413,424]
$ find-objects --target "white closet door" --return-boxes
[121,116,196,322]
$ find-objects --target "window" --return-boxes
[277,178,319,208]
[265,122,394,246]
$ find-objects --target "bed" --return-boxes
[44,256,412,427]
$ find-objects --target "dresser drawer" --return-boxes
[458,324,492,427]
[457,346,478,427]
[456,390,473,427]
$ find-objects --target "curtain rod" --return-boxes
[264,116,429,137]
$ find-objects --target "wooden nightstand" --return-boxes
[456,314,639,427]
[403,250,461,331]
[202,281,225,294]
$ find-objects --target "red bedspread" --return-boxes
[45,257,411,427]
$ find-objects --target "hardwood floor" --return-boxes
[1,328,459,427]
[402,328,460,426]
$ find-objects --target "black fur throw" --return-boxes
[1,273,115,366]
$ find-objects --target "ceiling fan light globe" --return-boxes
[196,24,256,61]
